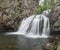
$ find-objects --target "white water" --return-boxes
[42,10,51,16]
[39,0,44,6]
[6,14,50,38]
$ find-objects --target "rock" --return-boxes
[0,11,20,32]
[0,0,37,32]
[42,42,57,50]
[54,20,60,27]
[48,1,60,32]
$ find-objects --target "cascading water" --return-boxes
[5,10,50,50]
[6,14,50,38]
[42,10,51,16]
[20,14,50,38]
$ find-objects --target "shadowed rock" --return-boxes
[48,1,60,32]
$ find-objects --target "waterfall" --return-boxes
[39,0,44,6]
[6,14,50,38]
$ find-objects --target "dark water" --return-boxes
[0,35,17,50]
[17,35,49,50]
[0,34,58,50]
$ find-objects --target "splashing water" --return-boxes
[6,14,50,38]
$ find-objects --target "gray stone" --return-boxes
[48,2,60,31]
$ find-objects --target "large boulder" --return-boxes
[48,1,60,32]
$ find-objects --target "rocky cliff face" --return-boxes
[0,11,20,32]
[0,0,21,32]
[0,0,37,32]
[1,0,60,32]
[48,1,60,32]
[20,0,38,17]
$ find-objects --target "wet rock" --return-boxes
[42,43,54,50]
[41,36,59,50]
[0,35,17,50]
[42,42,57,50]
[42,43,57,50]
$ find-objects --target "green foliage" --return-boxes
[36,5,41,14]
[36,5,50,14]
[57,44,60,50]
[36,0,58,14]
